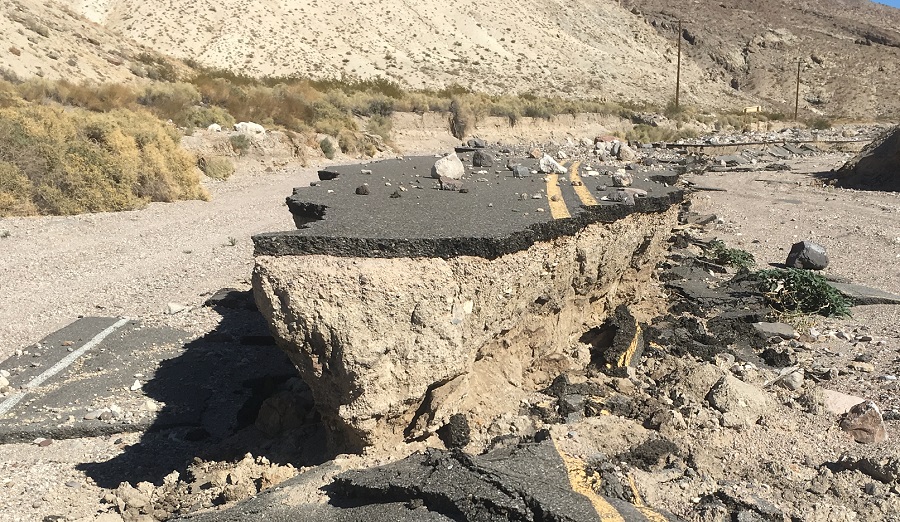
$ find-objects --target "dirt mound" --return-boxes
[835,125,900,192]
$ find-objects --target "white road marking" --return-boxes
[0,318,130,417]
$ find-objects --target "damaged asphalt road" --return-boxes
[176,436,677,522]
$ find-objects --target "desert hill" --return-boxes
[3,0,900,119]
[628,0,900,119]
[0,0,180,83]
[45,0,740,108]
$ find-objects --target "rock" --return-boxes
[753,322,798,340]
[233,121,265,135]
[355,185,370,195]
[608,190,637,205]
[618,143,637,161]
[849,361,875,373]
[611,170,633,187]
[467,138,487,148]
[115,483,150,510]
[529,148,542,159]
[539,154,567,175]
[840,401,888,444]
[431,153,465,180]
[776,369,804,390]
[822,389,865,415]
[0,375,8,388]
[165,303,188,315]
[512,165,531,179]
[206,123,221,132]
[706,375,771,427]
[785,241,829,270]
[84,410,103,421]
[472,150,494,167]
[256,391,305,437]
[437,413,470,448]
[439,176,464,191]
[761,348,797,368]
[673,363,727,404]
[836,451,900,483]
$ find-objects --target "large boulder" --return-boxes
[431,153,465,180]
[835,125,900,192]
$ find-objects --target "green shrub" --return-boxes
[754,268,851,318]
[705,240,755,270]
[229,133,251,155]
[198,156,234,179]
[320,137,335,159]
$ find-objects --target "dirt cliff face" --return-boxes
[252,205,679,452]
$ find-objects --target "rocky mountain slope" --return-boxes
[0,0,173,83]
[627,0,900,119]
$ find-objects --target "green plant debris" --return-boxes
[754,268,851,318]
[705,240,755,270]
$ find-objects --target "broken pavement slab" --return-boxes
[253,152,684,259]
[828,281,900,306]
[0,315,295,443]
[174,437,678,522]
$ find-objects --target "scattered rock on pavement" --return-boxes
[472,149,494,167]
[538,154,567,174]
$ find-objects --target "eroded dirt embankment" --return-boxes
[252,204,680,452]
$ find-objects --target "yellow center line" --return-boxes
[569,161,598,206]
[546,161,571,219]
[553,439,626,522]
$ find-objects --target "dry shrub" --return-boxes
[449,97,474,140]
[0,104,206,216]
[198,156,234,179]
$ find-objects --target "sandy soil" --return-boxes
[0,161,315,361]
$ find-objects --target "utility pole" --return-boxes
[675,19,683,109]
[794,59,802,121]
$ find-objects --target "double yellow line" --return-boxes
[545,161,599,220]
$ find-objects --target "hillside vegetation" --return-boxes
[0,81,206,217]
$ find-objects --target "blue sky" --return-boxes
[876,0,900,7]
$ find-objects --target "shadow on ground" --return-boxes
[78,290,330,488]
